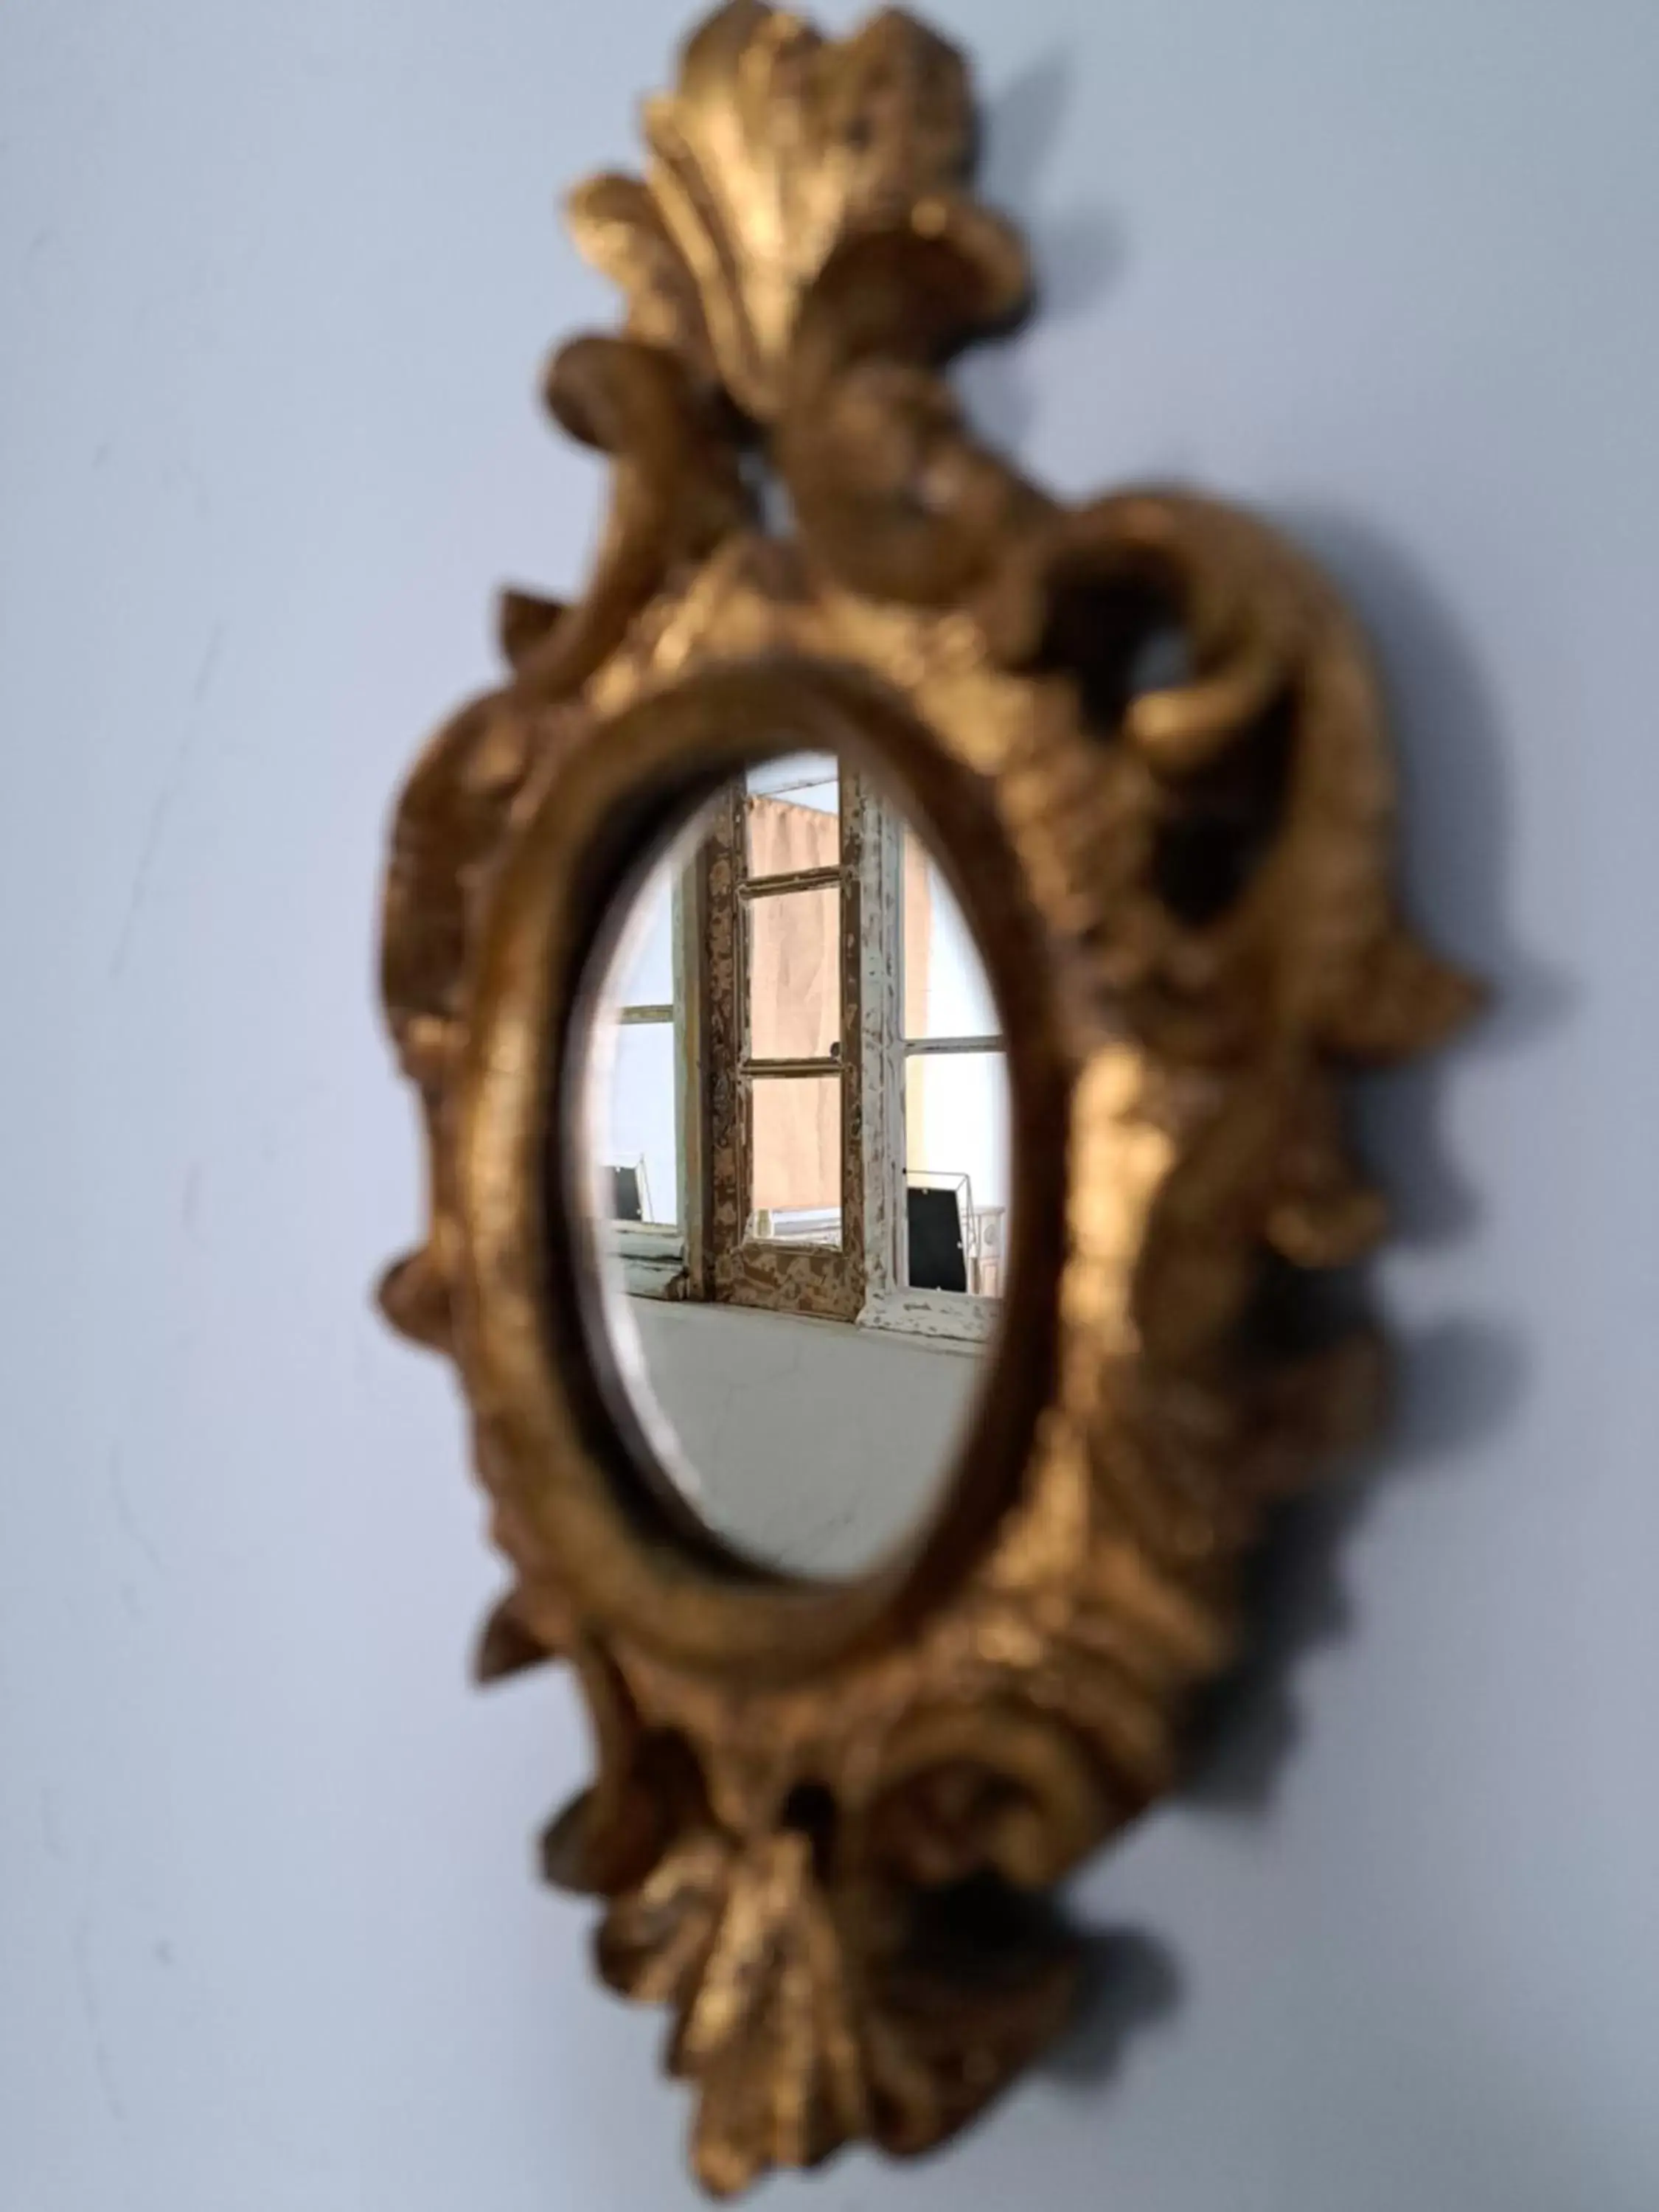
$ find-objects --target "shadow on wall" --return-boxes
[1188,510,1567,1816]
[957,52,1567,2078]
[956,47,1124,454]
[1036,515,1566,2095]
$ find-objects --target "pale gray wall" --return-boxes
[3,1,1656,2208]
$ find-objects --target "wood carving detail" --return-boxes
[378,3,1478,2194]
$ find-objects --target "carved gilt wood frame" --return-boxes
[377,1,1477,2194]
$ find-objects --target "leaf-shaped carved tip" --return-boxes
[864,1931,1079,2161]
[1266,1178,1389,1270]
[591,1828,880,2195]
[546,1664,709,1902]
[1238,1329,1391,1502]
[1304,1328,1391,1458]
[473,1590,554,1685]
[677,1832,871,2197]
[566,172,715,374]
[1325,929,1486,1064]
[497,587,564,671]
[596,1830,730,2000]
[375,1248,453,1353]
[544,1734,704,1902]
[541,1786,664,1899]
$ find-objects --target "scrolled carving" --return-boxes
[376,2,1477,2194]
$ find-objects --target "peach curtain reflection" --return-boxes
[748,796,839,1217]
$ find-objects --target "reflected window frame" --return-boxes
[857,799,1005,1347]
[599,864,709,1299]
[602,762,1004,1348]
[704,757,865,1319]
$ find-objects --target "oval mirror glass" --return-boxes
[572,751,1011,1582]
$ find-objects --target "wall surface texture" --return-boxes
[3,1,1656,2207]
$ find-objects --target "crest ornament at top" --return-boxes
[568,0,1026,421]
[378,1,1478,2194]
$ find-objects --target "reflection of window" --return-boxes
[602,860,678,1227]
[743,782,842,1242]
[901,835,1009,1301]
[596,756,1006,1343]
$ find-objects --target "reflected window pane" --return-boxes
[905,1051,1008,1294]
[613,854,675,1009]
[748,1074,841,1245]
[748,886,840,1061]
[597,1019,678,1226]
[902,831,999,1041]
[747,752,840,878]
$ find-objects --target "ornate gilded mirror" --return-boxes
[378,1,1475,2192]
